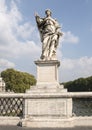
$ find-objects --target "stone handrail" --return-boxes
[0,92,92,98]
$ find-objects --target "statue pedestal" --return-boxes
[22,60,72,128]
[26,60,67,93]
[35,60,60,87]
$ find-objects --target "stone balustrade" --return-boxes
[0,92,92,126]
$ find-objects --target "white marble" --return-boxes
[35,60,60,88]
[35,9,63,60]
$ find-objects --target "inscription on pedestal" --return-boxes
[38,65,56,82]
[28,99,67,117]
[35,60,60,86]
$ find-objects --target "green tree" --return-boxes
[63,76,92,92]
[1,68,36,93]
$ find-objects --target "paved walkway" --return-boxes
[0,126,92,130]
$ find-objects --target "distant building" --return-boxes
[0,75,5,92]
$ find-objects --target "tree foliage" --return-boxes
[62,76,92,92]
[1,68,36,93]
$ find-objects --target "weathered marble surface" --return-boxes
[35,9,63,60]
[35,60,60,87]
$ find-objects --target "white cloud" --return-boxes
[57,31,79,61]
[0,59,15,72]
[0,0,7,12]
[16,23,35,39]
[60,56,92,82]
[61,31,79,44]
[0,0,40,59]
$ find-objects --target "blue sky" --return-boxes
[0,0,92,82]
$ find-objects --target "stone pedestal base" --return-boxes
[22,60,72,128]
[27,60,67,93]
[22,92,72,127]
[22,118,74,128]
[26,84,67,93]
